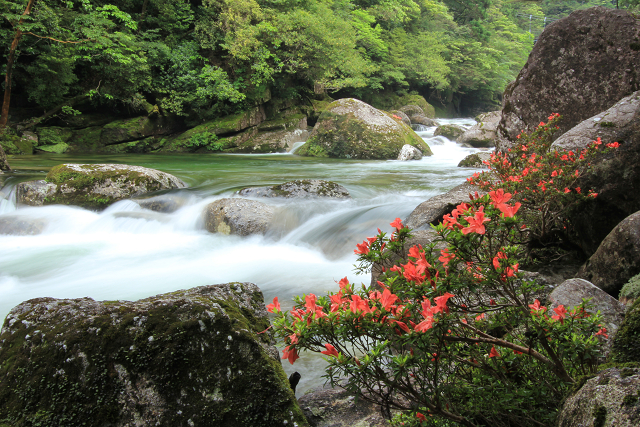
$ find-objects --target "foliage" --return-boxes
[620,273,640,302]
[183,132,224,152]
[269,206,609,426]
[467,114,619,261]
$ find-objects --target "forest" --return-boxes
[0,0,636,132]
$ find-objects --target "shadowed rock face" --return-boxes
[497,7,640,151]
[0,283,308,427]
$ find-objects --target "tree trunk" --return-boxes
[0,0,37,129]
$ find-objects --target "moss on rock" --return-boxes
[0,283,308,427]
[610,298,640,364]
[299,99,431,160]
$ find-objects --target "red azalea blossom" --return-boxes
[529,299,546,314]
[266,296,280,313]
[489,346,501,358]
[439,248,455,267]
[282,345,300,364]
[595,327,609,339]
[462,208,491,235]
[390,217,403,230]
[354,240,370,255]
[321,343,340,358]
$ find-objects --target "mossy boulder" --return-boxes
[0,132,33,155]
[100,115,180,147]
[15,180,57,207]
[620,273,640,306]
[458,152,491,168]
[396,95,435,118]
[557,367,640,427]
[0,283,308,427]
[298,98,432,160]
[610,298,640,364]
[16,164,187,210]
[238,179,351,199]
[435,124,466,141]
[204,198,276,236]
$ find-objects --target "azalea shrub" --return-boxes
[269,208,608,427]
[467,113,619,261]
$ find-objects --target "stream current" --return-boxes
[0,118,481,393]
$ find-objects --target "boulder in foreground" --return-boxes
[0,283,308,427]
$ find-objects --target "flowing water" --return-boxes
[0,118,481,394]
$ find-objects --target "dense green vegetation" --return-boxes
[0,0,618,127]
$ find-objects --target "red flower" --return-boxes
[475,313,485,321]
[606,142,620,148]
[321,343,339,358]
[266,296,281,313]
[489,346,500,358]
[528,299,546,314]
[390,217,403,230]
[282,345,300,364]
[338,277,350,290]
[492,251,508,270]
[381,288,399,311]
[434,292,454,314]
[439,248,455,267]
[552,305,568,323]
[462,208,490,235]
[489,188,512,206]
[354,240,370,255]
[416,412,427,422]
[595,327,609,339]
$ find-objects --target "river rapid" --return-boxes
[0,118,481,393]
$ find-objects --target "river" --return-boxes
[0,118,481,393]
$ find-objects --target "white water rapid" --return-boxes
[0,118,482,393]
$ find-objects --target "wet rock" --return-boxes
[16,180,57,206]
[551,92,640,255]
[497,7,640,150]
[397,144,423,161]
[133,194,190,213]
[18,164,187,211]
[458,111,501,148]
[298,98,432,160]
[399,104,425,117]
[576,211,640,296]
[238,180,350,199]
[405,182,478,231]
[548,278,625,355]
[409,115,438,127]
[0,283,308,427]
[434,124,466,141]
[557,367,640,427]
[298,386,391,427]
[458,152,491,168]
[0,215,46,235]
[204,198,276,236]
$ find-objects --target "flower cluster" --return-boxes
[467,113,619,260]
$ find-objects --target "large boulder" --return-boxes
[576,211,640,297]
[17,164,187,211]
[458,111,501,148]
[551,92,640,254]
[497,7,640,150]
[548,278,626,354]
[457,152,491,168]
[557,367,640,427]
[297,98,432,160]
[0,283,308,427]
[405,182,478,231]
[434,124,466,141]
[204,198,276,236]
[238,180,350,199]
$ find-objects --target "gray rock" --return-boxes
[405,182,479,230]
[457,152,491,168]
[557,367,640,427]
[388,110,411,127]
[238,180,350,199]
[204,198,276,236]
[397,144,423,161]
[0,215,46,235]
[134,194,190,213]
[19,164,187,211]
[550,92,640,255]
[458,111,501,148]
[399,104,425,117]
[16,179,57,206]
[434,124,466,141]
[0,283,308,427]
[298,98,432,160]
[298,386,391,427]
[548,278,625,354]
[409,115,438,127]
[576,211,640,296]
[497,7,640,151]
